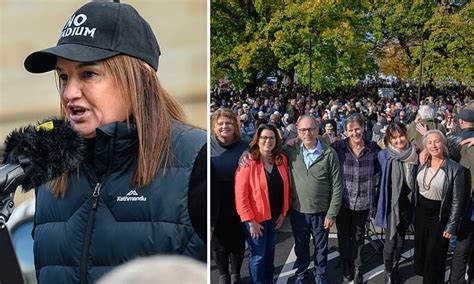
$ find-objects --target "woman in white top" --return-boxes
[414,130,466,284]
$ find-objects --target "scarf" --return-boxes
[387,142,418,240]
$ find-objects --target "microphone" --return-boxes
[1,118,85,195]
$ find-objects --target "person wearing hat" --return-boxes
[394,111,408,125]
[321,123,338,145]
[23,2,206,283]
[242,103,250,113]
[254,111,268,130]
[449,102,474,284]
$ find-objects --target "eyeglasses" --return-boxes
[259,136,275,141]
[298,127,317,134]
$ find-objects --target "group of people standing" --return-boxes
[211,102,474,284]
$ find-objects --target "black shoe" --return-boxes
[230,274,241,284]
[342,274,354,283]
[219,274,231,284]
[354,267,363,284]
[384,271,393,284]
[391,266,400,284]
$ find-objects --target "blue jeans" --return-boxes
[244,217,278,284]
[290,210,329,283]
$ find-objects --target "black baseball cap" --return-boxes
[459,106,474,122]
[24,2,161,73]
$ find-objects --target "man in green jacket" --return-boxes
[407,104,445,150]
[286,115,343,284]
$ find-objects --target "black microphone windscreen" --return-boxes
[2,118,85,191]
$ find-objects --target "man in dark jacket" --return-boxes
[450,102,474,284]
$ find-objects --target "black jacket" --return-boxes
[416,158,466,235]
[33,122,206,283]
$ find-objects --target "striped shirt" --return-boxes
[331,138,380,211]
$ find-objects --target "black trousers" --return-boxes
[211,228,245,276]
[414,195,450,284]
[383,210,410,271]
[336,206,369,277]
[212,236,245,276]
[451,220,474,283]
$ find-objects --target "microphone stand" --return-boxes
[0,192,15,226]
[0,161,29,284]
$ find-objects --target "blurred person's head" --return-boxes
[458,101,474,129]
[97,256,206,284]
[324,123,334,133]
[418,105,435,120]
[270,114,279,124]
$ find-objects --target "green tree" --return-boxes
[212,0,473,93]
[211,0,283,94]
[422,2,473,88]
[212,0,377,94]
[370,0,472,89]
[268,1,377,93]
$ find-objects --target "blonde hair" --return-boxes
[50,55,189,196]
[210,108,241,142]
[422,129,449,158]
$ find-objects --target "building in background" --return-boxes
[0,0,207,143]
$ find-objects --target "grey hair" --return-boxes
[270,113,279,121]
[297,114,320,129]
[343,114,365,132]
[418,105,434,119]
[422,129,449,156]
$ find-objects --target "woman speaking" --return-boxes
[23,2,206,283]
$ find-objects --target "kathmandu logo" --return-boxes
[117,190,147,202]
[60,14,96,38]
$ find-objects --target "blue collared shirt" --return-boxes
[300,139,323,169]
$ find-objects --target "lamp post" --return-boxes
[417,29,424,106]
[308,37,312,112]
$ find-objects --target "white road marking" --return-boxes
[276,233,419,282]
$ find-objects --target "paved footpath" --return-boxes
[211,218,456,283]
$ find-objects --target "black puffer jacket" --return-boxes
[416,158,466,234]
[33,122,206,283]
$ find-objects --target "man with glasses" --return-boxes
[239,115,342,284]
[286,115,343,284]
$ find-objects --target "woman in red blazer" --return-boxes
[235,123,290,284]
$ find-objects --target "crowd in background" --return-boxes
[211,80,474,284]
[210,81,472,147]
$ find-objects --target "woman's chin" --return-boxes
[74,126,97,138]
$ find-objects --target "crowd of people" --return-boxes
[211,82,474,284]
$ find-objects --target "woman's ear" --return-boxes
[142,62,154,74]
